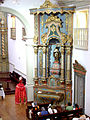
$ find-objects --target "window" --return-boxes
[10,15,16,40]
[74,9,88,50]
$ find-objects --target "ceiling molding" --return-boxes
[55,0,90,8]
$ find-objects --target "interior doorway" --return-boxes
[73,60,86,111]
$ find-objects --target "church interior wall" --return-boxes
[72,6,90,116]
[8,14,27,78]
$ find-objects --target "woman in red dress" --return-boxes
[15,76,27,104]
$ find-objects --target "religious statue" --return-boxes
[50,47,61,77]
[53,47,60,62]
[49,47,61,87]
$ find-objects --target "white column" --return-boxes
[25,38,34,102]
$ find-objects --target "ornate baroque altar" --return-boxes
[30,0,75,105]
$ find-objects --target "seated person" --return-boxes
[40,107,48,116]
[53,106,58,113]
[66,102,73,111]
[48,105,53,114]
[57,105,63,112]
[75,103,80,110]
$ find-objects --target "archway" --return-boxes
[0,6,34,101]
[0,6,30,37]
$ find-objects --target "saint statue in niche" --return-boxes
[50,47,61,87]
[53,47,60,62]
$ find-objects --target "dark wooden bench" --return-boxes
[26,102,83,120]
[0,72,11,90]
[26,102,50,120]
[37,108,83,120]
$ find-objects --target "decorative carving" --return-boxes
[40,0,58,8]
[34,15,38,42]
[48,75,57,87]
[34,46,38,54]
[33,36,38,44]
[50,25,56,35]
[45,15,62,28]
[30,8,75,15]
[41,15,44,32]
[61,47,64,55]
[73,60,86,75]
[2,32,6,58]
[39,51,43,76]
[43,46,46,54]
[66,47,71,55]
[34,77,38,86]
[61,33,67,44]
[67,35,73,44]
[41,33,47,44]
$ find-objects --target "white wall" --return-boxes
[72,7,90,116]
[8,14,26,78]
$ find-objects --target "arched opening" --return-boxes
[0,7,30,94]
[0,6,30,37]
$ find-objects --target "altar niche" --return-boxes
[30,0,75,105]
[48,39,61,87]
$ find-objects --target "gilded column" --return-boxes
[66,47,71,84]
[60,46,64,83]
[42,45,47,85]
[1,31,6,58]
[34,45,38,85]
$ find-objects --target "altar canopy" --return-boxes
[30,0,75,105]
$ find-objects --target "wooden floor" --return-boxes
[0,94,27,120]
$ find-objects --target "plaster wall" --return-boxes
[8,14,27,78]
[72,7,90,116]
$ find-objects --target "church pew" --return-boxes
[26,102,50,119]
[26,102,83,120]
[36,108,83,120]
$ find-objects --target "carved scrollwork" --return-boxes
[50,25,56,35]
[43,46,47,54]
[34,46,38,54]
[61,47,64,55]
[61,33,67,44]
[66,47,71,55]
[41,33,47,44]
[67,35,73,44]
[39,51,43,76]
[33,36,38,44]
[40,0,58,8]
[45,15,62,28]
